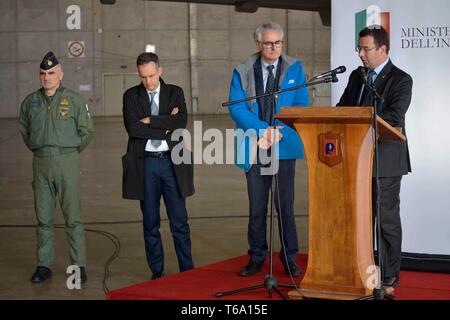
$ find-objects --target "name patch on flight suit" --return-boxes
[59,97,70,119]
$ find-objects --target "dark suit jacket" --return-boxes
[337,60,412,177]
[122,80,194,200]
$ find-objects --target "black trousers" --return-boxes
[245,159,299,264]
[372,176,403,279]
[140,154,194,273]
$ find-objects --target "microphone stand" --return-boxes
[357,72,393,300]
[216,74,337,300]
[221,78,337,108]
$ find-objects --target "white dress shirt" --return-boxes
[145,83,169,152]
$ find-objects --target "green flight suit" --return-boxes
[19,85,94,268]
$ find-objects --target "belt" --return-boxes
[144,151,170,158]
[34,147,78,157]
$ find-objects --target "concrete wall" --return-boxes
[0,0,331,118]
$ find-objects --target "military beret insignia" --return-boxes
[40,51,59,70]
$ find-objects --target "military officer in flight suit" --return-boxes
[19,52,94,283]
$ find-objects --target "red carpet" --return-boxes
[107,254,450,300]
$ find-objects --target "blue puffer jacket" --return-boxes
[228,53,310,171]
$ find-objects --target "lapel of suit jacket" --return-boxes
[371,59,393,111]
[158,79,170,115]
[137,83,151,116]
[373,59,393,90]
[359,60,393,107]
[334,68,362,106]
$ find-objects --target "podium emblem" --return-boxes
[319,132,342,167]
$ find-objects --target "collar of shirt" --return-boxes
[262,58,279,91]
[372,58,390,81]
[262,58,279,76]
[41,85,64,102]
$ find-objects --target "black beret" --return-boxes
[40,51,59,70]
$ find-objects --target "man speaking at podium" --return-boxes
[337,26,413,290]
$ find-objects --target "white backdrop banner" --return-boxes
[331,0,450,255]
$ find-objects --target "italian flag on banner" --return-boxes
[354,7,390,50]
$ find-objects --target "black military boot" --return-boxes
[80,267,87,283]
[31,266,52,283]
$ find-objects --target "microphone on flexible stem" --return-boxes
[311,65,347,81]
[359,66,369,85]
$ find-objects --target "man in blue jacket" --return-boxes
[228,21,310,277]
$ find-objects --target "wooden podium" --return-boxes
[275,106,406,300]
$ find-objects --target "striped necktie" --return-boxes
[149,91,161,148]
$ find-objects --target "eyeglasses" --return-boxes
[357,46,377,53]
[260,40,283,49]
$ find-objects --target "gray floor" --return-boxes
[0,115,308,299]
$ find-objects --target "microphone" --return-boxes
[359,66,369,84]
[311,66,346,81]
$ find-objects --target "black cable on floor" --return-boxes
[84,227,120,296]
[0,224,120,296]
[0,214,306,295]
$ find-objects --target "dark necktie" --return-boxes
[359,69,376,105]
[149,91,161,148]
[263,64,275,123]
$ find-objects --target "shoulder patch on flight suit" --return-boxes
[85,104,91,118]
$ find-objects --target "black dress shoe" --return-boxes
[283,261,302,277]
[31,266,52,283]
[239,260,263,277]
[384,276,400,288]
[80,267,87,283]
[151,272,164,280]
